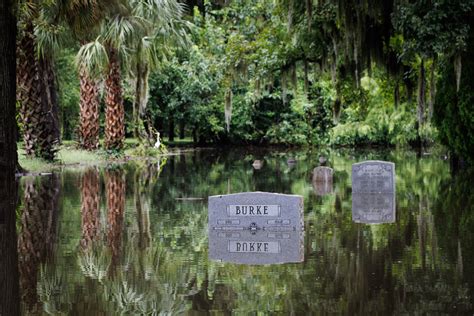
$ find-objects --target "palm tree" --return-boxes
[129,0,189,144]
[16,1,60,161]
[77,4,143,151]
[58,0,114,150]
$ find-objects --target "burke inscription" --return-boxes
[228,204,279,217]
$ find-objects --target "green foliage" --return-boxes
[434,54,474,164]
[56,48,80,140]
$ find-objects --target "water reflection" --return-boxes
[0,169,20,316]
[18,174,60,313]
[209,230,304,265]
[8,150,474,314]
[352,193,396,224]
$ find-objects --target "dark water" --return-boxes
[6,148,474,314]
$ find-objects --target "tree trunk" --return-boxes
[0,2,20,311]
[193,128,197,144]
[417,59,426,128]
[303,58,309,96]
[17,21,43,158]
[179,120,185,139]
[394,79,400,109]
[0,0,18,170]
[38,56,60,143]
[168,117,175,142]
[134,61,150,142]
[428,58,436,120]
[79,65,100,150]
[105,46,125,151]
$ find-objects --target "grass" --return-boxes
[17,137,185,173]
[18,143,103,172]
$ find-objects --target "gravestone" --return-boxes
[352,160,395,193]
[352,160,396,224]
[352,193,395,224]
[312,167,334,196]
[208,192,304,264]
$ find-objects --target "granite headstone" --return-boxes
[208,192,304,264]
[352,160,396,224]
[352,160,395,194]
[312,166,334,196]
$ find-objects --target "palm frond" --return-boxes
[75,37,109,77]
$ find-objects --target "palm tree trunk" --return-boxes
[0,0,17,170]
[17,21,43,157]
[79,65,100,150]
[38,56,60,141]
[17,20,58,161]
[105,46,125,151]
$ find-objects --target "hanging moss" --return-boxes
[224,88,233,133]
[454,54,462,93]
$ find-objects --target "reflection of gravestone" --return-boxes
[312,167,334,196]
[352,193,395,223]
[208,192,304,264]
[352,161,396,224]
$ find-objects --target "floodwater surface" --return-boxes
[7,148,474,314]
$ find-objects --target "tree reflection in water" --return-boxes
[0,169,20,316]
[15,150,474,314]
[18,174,60,314]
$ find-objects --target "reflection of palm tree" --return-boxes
[81,168,101,250]
[134,160,165,250]
[18,175,60,313]
[106,168,126,275]
[0,169,20,316]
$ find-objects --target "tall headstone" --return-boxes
[312,166,334,196]
[208,192,304,264]
[352,160,395,194]
[351,161,396,224]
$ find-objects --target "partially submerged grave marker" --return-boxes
[208,192,304,264]
[352,161,396,224]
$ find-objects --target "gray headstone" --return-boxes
[352,193,395,224]
[312,167,334,196]
[208,192,304,264]
[352,160,395,194]
[208,192,304,231]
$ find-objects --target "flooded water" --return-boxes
[5,148,474,314]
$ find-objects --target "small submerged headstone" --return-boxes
[252,160,263,170]
[312,166,334,196]
[352,161,396,224]
[208,192,304,264]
